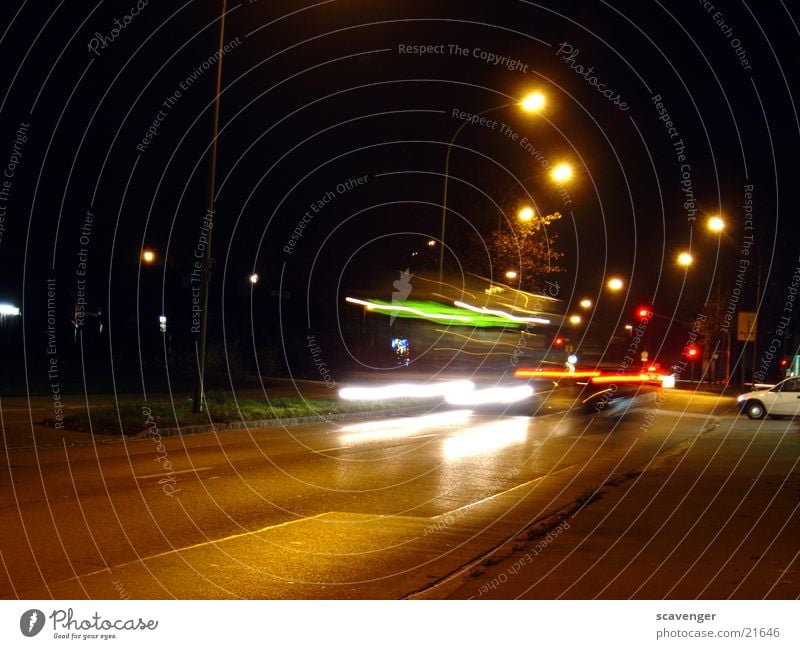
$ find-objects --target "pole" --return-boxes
[193,0,227,413]
[438,104,512,282]
[438,119,471,283]
[751,259,761,385]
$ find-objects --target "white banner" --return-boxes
[0,600,797,648]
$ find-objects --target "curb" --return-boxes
[134,405,433,439]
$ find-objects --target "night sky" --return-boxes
[1,0,798,391]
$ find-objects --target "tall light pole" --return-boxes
[193,0,228,413]
[438,92,545,282]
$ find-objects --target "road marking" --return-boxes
[38,512,334,590]
[134,466,214,480]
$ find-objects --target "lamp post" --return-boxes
[193,0,228,413]
[438,92,546,282]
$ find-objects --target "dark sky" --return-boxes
[1,0,798,387]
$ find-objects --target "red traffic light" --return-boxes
[685,344,700,359]
[636,306,653,319]
[553,337,565,347]
[780,358,788,367]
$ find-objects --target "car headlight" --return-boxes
[736,394,745,402]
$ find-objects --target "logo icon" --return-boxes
[20,609,45,637]
[391,268,413,325]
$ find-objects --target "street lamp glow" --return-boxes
[520,91,545,112]
[249,273,260,284]
[550,163,573,183]
[579,298,592,309]
[517,206,534,222]
[568,314,582,325]
[505,270,518,280]
[624,324,633,332]
[707,216,725,233]
[607,277,624,291]
[427,239,436,247]
[677,251,694,267]
[141,249,156,264]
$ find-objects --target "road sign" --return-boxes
[737,311,757,342]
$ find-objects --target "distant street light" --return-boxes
[579,298,592,309]
[520,91,546,112]
[505,270,518,280]
[141,249,156,264]
[606,277,624,291]
[677,251,694,267]
[517,206,535,222]
[568,314,582,325]
[550,163,573,183]
[624,324,633,332]
[707,216,725,233]
[249,273,259,284]
[426,239,436,247]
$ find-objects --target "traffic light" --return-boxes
[553,337,565,347]
[780,358,788,368]
[686,344,700,360]
[636,305,653,320]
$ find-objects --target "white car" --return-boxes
[737,376,800,419]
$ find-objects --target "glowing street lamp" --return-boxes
[579,298,592,309]
[517,206,534,222]
[520,91,545,112]
[568,314,582,325]
[249,273,260,284]
[550,163,573,183]
[505,270,518,280]
[677,251,694,267]
[141,249,156,264]
[427,239,436,247]
[707,216,725,233]
[606,277,624,291]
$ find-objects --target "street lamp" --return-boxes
[550,163,573,184]
[141,249,156,264]
[677,251,693,267]
[568,314,582,325]
[517,206,534,222]
[606,277,624,291]
[505,270,518,280]
[520,91,546,112]
[579,298,592,309]
[439,91,547,281]
[707,215,724,233]
[249,273,259,284]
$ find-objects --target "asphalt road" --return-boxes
[0,387,767,599]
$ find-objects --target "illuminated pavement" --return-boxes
[2,388,783,599]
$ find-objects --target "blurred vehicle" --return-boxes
[737,376,800,419]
